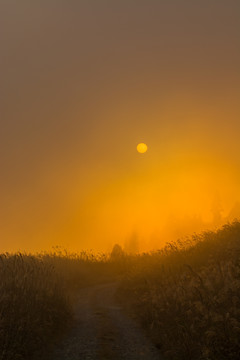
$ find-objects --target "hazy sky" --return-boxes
[1,0,240,252]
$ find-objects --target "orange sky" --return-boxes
[1,1,240,252]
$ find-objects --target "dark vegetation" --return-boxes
[0,250,125,360]
[0,254,71,360]
[119,220,240,360]
[1,221,240,359]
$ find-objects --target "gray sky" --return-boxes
[1,1,240,252]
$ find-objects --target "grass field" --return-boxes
[0,254,71,360]
[119,221,240,359]
[0,250,125,360]
[1,221,240,359]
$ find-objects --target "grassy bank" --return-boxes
[2,221,240,359]
[119,221,240,359]
[0,250,126,359]
[0,254,71,360]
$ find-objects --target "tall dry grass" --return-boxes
[0,249,127,360]
[2,222,239,359]
[41,248,126,291]
[119,221,240,360]
[0,253,71,360]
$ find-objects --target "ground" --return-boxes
[47,282,163,360]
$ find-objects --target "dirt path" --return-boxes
[48,282,163,360]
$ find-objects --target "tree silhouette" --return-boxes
[110,244,124,259]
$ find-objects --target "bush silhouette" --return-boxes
[110,244,125,259]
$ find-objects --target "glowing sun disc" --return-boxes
[137,143,148,153]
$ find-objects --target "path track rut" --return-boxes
[48,282,163,360]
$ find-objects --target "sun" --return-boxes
[137,143,148,153]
